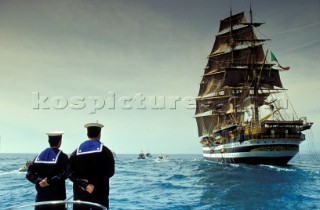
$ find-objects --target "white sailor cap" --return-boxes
[46,131,64,137]
[84,122,104,128]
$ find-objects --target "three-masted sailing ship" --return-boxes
[195,8,313,165]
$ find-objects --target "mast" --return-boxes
[229,1,234,64]
[251,4,259,127]
[250,2,253,25]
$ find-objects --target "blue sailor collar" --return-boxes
[76,140,103,155]
[34,148,61,164]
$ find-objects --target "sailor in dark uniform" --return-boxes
[68,122,115,210]
[26,131,69,210]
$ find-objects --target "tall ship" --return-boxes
[195,8,313,165]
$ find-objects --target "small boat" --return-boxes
[156,154,169,162]
[112,151,116,158]
[146,152,152,158]
[138,152,146,159]
[19,160,32,172]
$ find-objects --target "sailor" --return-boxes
[67,122,115,210]
[26,131,68,210]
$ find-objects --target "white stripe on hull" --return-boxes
[202,138,302,152]
[203,151,298,159]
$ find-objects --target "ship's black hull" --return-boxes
[204,156,293,166]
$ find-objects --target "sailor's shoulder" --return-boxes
[59,151,69,159]
[102,145,111,152]
[101,146,114,158]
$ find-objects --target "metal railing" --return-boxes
[1,200,107,210]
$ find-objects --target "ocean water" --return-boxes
[0,153,319,210]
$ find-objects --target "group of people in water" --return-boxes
[26,122,115,210]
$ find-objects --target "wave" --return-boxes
[259,164,296,172]
[0,170,23,176]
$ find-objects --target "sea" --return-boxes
[0,153,319,210]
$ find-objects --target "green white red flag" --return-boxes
[270,51,290,71]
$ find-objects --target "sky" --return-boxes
[0,0,319,154]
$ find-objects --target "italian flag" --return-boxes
[270,51,290,71]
